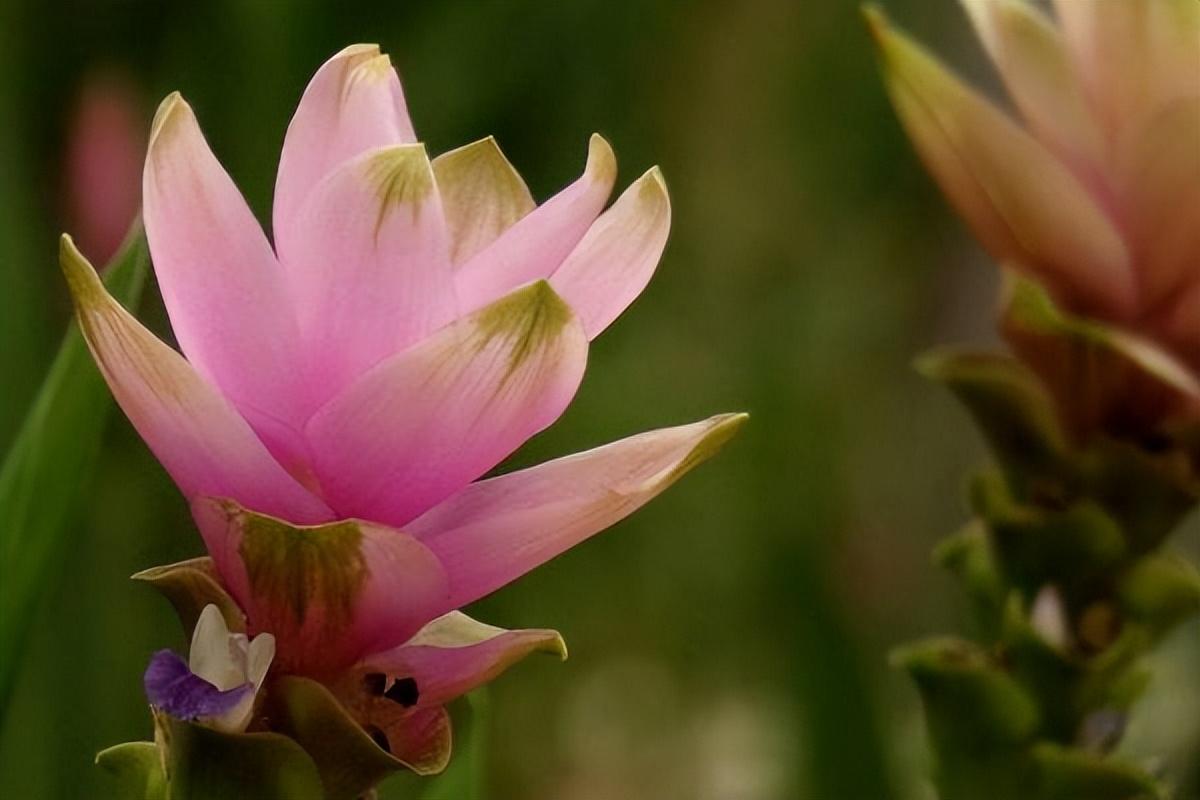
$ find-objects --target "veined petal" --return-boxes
[960,0,1103,168]
[278,144,456,411]
[1053,0,1200,137]
[306,281,588,528]
[143,94,309,466]
[865,9,1133,317]
[455,135,616,315]
[363,612,565,709]
[59,236,331,524]
[550,166,671,339]
[273,44,416,249]
[412,413,747,611]
[191,499,450,678]
[433,136,536,267]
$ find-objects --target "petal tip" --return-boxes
[546,631,569,661]
[666,412,748,483]
[861,4,890,46]
[148,91,190,151]
[335,43,382,59]
[586,133,617,185]
[636,166,670,212]
[59,233,103,306]
[350,52,395,85]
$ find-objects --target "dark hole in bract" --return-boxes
[384,677,419,707]
[365,724,390,753]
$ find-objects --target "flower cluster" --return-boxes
[69,44,743,782]
[868,1,1200,437]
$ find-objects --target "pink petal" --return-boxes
[550,166,671,339]
[865,9,1134,318]
[960,0,1104,171]
[59,236,331,524]
[191,498,449,678]
[454,134,616,315]
[1115,98,1200,310]
[142,93,310,473]
[412,413,747,611]
[1053,0,1200,138]
[277,144,456,412]
[273,44,416,252]
[366,612,565,708]
[374,706,451,775]
[305,281,588,527]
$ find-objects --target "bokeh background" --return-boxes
[1,1,1196,798]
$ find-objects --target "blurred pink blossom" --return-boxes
[63,72,144,265]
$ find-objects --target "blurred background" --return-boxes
[0,1,1196,798]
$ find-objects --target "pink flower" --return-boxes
[62,45,743,768]
[63,72,144,265]
[867,2,1200,430]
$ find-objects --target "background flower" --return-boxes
[868,1,1200,436]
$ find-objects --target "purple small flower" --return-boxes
[144,649,252,721]
[143,605,275,733]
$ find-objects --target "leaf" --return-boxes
[0,223,148,710]
[95,741,168,800]
[269,676,410,800]
[916,348,1068,487]
[1117,553,1200,639]
[1031,742,1164,800]
[159,712,324,800]
[969,470,1126,592]
[132,556,246,638]
[891,636,1040,752]
[933,521,1006,638]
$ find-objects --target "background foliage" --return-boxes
[0,1,1195,798]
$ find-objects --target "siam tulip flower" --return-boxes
[144,604,275,734]
[63,44,745,772]
[867,1,1200,437]
[63,72,144,266]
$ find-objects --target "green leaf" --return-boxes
[95,741,168,800]
[892,636,1041,800]
[892,636,1040,751]
[132,557,246,638]
[1117,553,1200,637]
[269,676,410,800]
[970,470,1126,592]
[1076,439,1198,556]
[0,225,148,709]
[999,592,1084,742]
[916,348,1068,491]
[933,521,1006,638]
[1031,742,1164,800]
[159,712,324,800]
